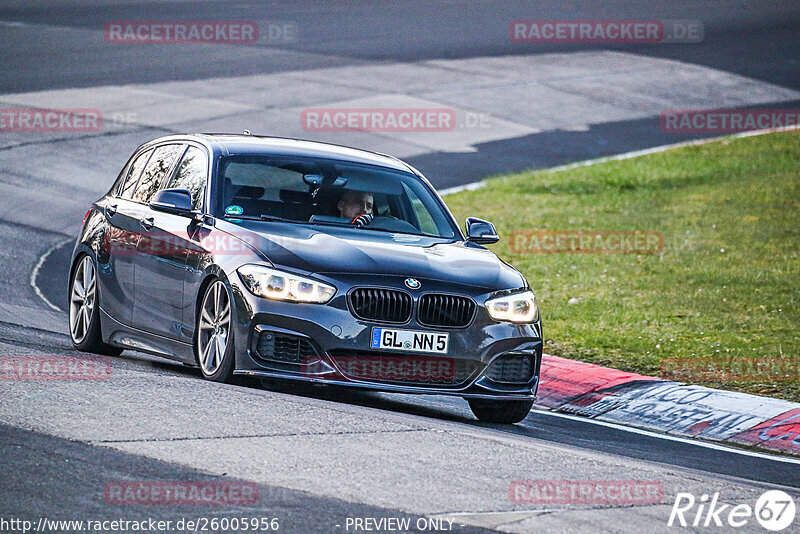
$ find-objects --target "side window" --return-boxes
[119,149,153,199]
[404,184,438,235]
[132,144,184,204]
[168,146,208,210]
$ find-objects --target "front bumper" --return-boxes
[229,274,542,400]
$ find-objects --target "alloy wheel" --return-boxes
[198,280,231,375]
[69,255,96,344]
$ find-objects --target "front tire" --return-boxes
[195,279,235,382]
[467,398,533,424]
[68,254,123,356]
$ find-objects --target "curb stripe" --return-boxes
[537,354,800,457]
[729,408,800,455]
[537,354,660,408]
[531,409,800,466]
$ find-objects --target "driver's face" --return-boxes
[338,192,374,220]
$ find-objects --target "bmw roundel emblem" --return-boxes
[404,278,421,289]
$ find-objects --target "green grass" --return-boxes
[444,131,800,402]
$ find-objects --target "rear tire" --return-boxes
[68,254,123,356]
[467,398,533,424]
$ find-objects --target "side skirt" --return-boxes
[100,308,195,364]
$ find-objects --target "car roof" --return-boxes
[146,133,414,173]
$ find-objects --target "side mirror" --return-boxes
[465,217,499,244]
[150,188,194,216]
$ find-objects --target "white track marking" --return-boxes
[30,237,71,313]
[531,408,800,465]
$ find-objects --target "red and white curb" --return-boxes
[536,354,800,457]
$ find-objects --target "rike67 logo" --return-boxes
[668,490,796,531]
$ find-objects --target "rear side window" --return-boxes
[119,149,153,199]
[132,144,184,204]
[168,146,208,210]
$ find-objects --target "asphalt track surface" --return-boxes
[1,2,799,533]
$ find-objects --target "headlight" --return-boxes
[485,290,539,323]
[237,265,336,303]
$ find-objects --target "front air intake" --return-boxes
[484,354,536,384]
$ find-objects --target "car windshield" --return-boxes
[214,155,458,238]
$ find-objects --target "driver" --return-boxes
[337,190,374,226]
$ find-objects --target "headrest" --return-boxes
[280,190,310,203]
[233,185,265,199]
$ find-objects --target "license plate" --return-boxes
[370,327,449,354]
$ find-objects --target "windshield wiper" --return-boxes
[351,225,430,238]
[221,214,301,224]
[221,214,261,221]
[259,214,297,222]
[305,219,351,228]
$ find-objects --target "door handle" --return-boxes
[140,217,154,231]
[106,204,118,217]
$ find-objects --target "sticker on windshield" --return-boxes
[225,205,243,216]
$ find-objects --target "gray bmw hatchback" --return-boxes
[69,134,542,423]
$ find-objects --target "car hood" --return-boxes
[221,220,525,290]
